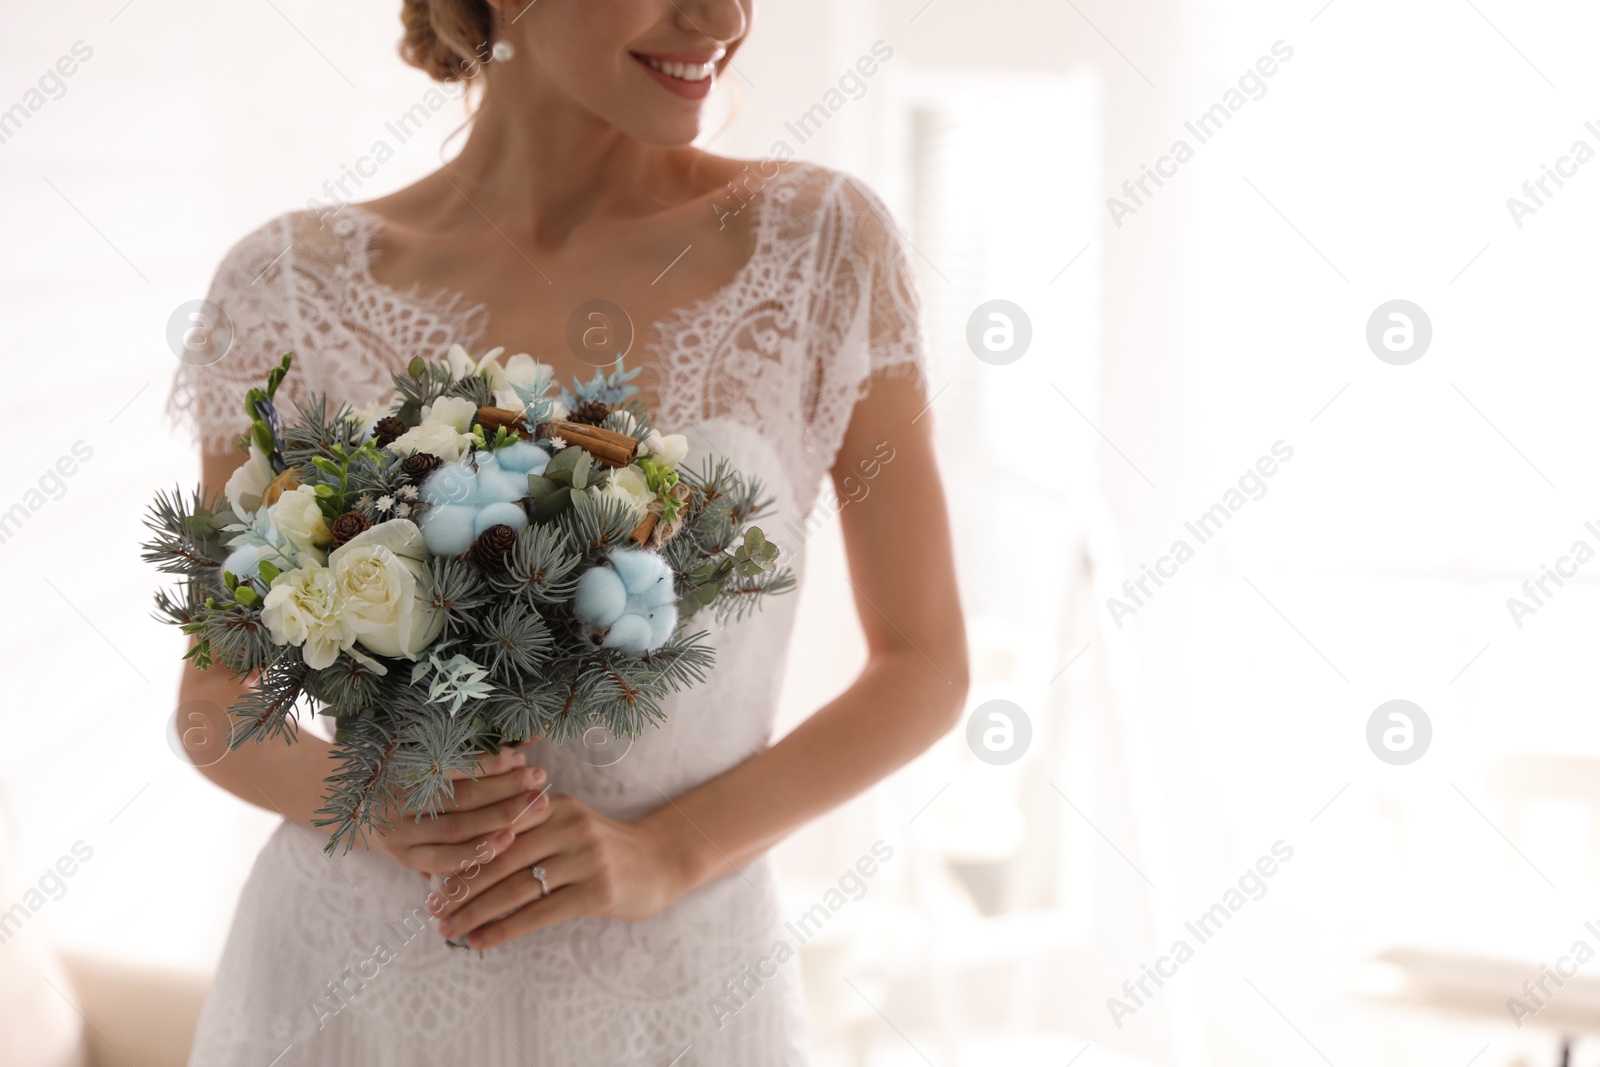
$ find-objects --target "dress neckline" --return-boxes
[331,162,807,419]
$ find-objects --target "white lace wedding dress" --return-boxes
[167,160,927,1067]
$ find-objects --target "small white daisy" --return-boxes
[356,492,373,508]
[547,435,568,451]
[375,494,395,513]
[396,502,413,518]
[398,485,419,500]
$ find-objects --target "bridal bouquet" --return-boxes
[145,347,792,851]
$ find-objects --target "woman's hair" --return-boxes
[400,0,495,83]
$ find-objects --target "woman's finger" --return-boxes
[435,853,579,939]
[463,878,594,950]
[403,826,515,876]
[433,800,577,917]
[431,788,552,847]
[442,764,547,814]
[447,744,533,781]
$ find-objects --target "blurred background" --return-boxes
[4,0,1600,1064]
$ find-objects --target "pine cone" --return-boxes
[469,523,518,569]
[401,452,443,481]
[569,399,611,426]
[330,511,371,549]
[373,416,410,447]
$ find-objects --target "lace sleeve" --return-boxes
[804,174,930,479]
[164,213,301,453]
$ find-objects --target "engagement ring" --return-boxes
[531,865,549,897]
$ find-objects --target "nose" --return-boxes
[674,0,748,49]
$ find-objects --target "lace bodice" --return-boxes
[166,160,927,518]
[175,162,928,1067]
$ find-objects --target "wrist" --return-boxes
[640,802,713,900]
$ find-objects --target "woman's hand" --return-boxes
[368,746,554,879]
[429,793,690,949]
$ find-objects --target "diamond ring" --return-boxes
[531,865,549,897]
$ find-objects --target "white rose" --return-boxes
[268,485,331,562]
[327,519,446,662]
[639,431,689,468]
[261,562,356,670]
[224,442,275,517]
[590,465,653,520]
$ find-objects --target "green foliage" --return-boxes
[472,600,552,683]
[489,524,582,605]
[424,557,494,638]
[555,490,642,559]
[393,357,458,423]
[141,485,234,577]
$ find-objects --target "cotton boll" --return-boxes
[640,577,678,609]
[496,441,549,475]
[645,603,678,648]
[574,567,628,628]
[419,504,478,555]
[476,468,528,505]
[474,501,529,537]
[601,614,654,655]
[610,548,668,594]
[421,464,479,506]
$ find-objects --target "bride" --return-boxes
[167,1,967,1063]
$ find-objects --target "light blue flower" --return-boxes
[417,447,549,556]
[573,547,678,655]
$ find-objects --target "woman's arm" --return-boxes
[181,447,554,876]
[434,370,970,945]
[652,370,968,886]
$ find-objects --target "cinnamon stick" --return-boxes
[538,419,638,468]
[629,512,658,546]
[475,406,535,441]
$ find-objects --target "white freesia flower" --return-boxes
[445,343,497,381]
[427,395,480,433]
[268,485,331,562]
[224,442,275,517]
[327,519,446,663]
[638,430,689,469]
[389,395,480,461]
[590,465,653,520]
[261,562,356,670]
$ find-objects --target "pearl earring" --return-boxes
[491,3,515,62]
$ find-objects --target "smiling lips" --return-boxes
[631,49,724,100]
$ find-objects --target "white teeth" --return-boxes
[642,56,714,82]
